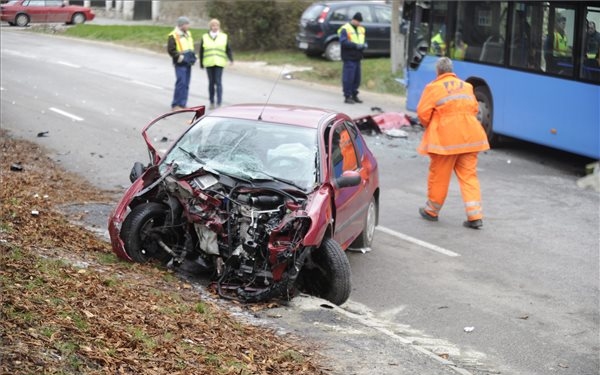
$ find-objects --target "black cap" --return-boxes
[352,12,363,22]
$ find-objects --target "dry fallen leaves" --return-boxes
[0,132,326,375]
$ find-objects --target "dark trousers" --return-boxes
[342,59,361,98]
[172,64,191,108]
[206,66,224,105]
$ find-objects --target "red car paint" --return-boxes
[1,0,95,26]
[108,104,379,303]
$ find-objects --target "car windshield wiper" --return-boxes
[258,172,307,191]
[178,146,205,164]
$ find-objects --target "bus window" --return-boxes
[543,6,576,77]
[458,2,507,64]
[428,2,448,56]
[509,3,533,69]
[582,6,600,82]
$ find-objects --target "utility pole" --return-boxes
[390,0,405,75]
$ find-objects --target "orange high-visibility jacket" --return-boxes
[417,73,490,155]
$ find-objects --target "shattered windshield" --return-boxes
[160,116,318,191]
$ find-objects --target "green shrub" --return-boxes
[207,0,313,51]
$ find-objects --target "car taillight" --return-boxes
[318,6,330,23]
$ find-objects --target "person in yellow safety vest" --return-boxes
[449,32,468,60]
[200,18,234,109]
[544,14,572,74]
[167,16,197,111]
[553,16,570,57]
[338,12,366,104]
[429,25,446,56]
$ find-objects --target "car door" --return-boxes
[371,4,392,53]
[329,121,367,247]
[45,0,68,23]
[23,0,48,23]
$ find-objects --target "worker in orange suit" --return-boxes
[416,57,490,229]
[340,128,357,172]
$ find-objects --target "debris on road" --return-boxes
[10,163,23,172]
[577,161,599,192]
[385,129,408,138]
[37,131,49,137]
[463,326,475,333]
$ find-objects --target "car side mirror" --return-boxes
[336,170,361,188]
[129,161,147,183]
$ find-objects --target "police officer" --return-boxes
[338,12,366,104]
[200,18,234,109]
[167,16,196,111]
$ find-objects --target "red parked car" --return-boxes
[1,0,95,27]
[108,104,379,305]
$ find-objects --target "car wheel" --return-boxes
[299,238,351,305]
[351,196,377,248]
[71,12,86,25]
[120,202,176,264]
[474,85,497,145]
[15,14,29,27]
[324,40,341,61]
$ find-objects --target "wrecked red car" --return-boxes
[108,104,379,305]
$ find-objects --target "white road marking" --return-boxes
[49,107,84,122]
[130,80,163,90]
[376,226,461,257]
[55,61,81,69]
[3,49,37,59]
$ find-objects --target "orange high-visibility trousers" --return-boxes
[424,152,483,221]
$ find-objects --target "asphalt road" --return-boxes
[2,29,599,375]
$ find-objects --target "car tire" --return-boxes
[324,40,341,61]
[474,85,497,145]
[351,196,377,248]
[300,238,351,305]
[15,14,29,27]
[71,12,86,25]
[120,202,176,264]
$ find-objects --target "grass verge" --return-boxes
[38,24,404,95]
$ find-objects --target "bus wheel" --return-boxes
[474,85,497,145]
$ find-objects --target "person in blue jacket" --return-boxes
[338,12,367,104]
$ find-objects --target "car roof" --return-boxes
[207,104,340,128]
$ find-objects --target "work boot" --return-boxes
[463,219,483,229]
[344,97,355,104]
[352,95,363,103]
[419,207,438,222]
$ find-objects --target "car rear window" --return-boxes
[302,4,325,20]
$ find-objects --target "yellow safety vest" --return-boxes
[553,31,568,57]
[450,42,468,60]
[202,33,229,67]
[169,28,194,53]
[430,32,446,56]
[337,23,365,44]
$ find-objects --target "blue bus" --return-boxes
[403,1,600,159]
